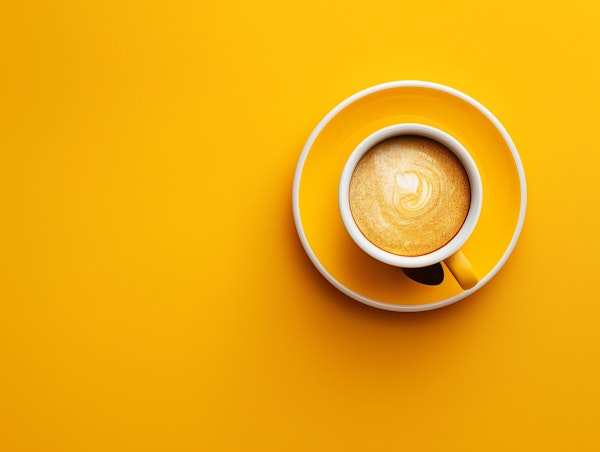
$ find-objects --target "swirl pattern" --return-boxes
[393,170,435,216]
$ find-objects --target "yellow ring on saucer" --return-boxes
[292,81,526,311]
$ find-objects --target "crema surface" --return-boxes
[348,136,471,256]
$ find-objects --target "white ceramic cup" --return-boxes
[338,123,483,289]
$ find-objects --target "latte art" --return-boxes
[348,135,471,257]
[393,169,435,216]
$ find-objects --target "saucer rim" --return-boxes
[292,80,527,312]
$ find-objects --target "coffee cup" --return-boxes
[338,123,482,290]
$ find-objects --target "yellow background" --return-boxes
[0,0,598,450]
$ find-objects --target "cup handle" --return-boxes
[443,250,479,290]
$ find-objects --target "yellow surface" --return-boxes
[0,0,598,450]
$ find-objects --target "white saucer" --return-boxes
[293,81,526,311]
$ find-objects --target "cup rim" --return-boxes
[338,123,483,268]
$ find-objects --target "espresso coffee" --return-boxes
[348,135,471,257]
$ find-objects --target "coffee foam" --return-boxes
[348,136,471,257]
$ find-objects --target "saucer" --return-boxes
[292,81,526,311]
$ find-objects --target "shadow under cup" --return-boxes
[338,123,483,290]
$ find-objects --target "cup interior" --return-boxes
[339,123,482,268]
